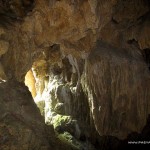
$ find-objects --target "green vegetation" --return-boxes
[52,114,72,130]
[57,132,82,150]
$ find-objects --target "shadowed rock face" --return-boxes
[82,41,150,139]
[0,80,78,150]
[0,0,34,22]
[0,80,51,150]
[0,0,150,149]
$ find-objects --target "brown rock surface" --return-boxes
[82,41,150,139]
[0,0,149,145]
[0,80,76,150]
[0,80,51,150]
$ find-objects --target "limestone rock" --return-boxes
[25,69,36,98]
[82,41,150,139]
[0,0,149,145]
[0,80,73,150]
[0,63,7,82]
[0,40,9,56]
[0,81,50,150]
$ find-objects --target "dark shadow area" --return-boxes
[142,49,150,70]
[0,0,34,27]
[94,115,150,150]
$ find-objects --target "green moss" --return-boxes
[52,114,72,129]
[57,132,82,150]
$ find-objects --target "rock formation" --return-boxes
[0,80,76,150]
[0,0,150,149]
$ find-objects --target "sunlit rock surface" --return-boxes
[25,70,36,98]
[33,67,95,146]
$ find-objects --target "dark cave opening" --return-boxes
[142,48,150,70]
[127,39,150,70]
[0,0,35,27]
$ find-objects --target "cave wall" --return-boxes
[0,0,150,145]
[0,80,70,150]
[82,41,150,139]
